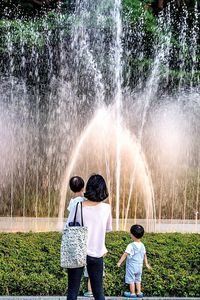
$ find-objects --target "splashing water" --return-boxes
[58,106,156,231]
[0,1,200,232]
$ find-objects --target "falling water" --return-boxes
[7,24,14,219]
[18,20,28,219]
[190,0,199,86]
[123,5,173,230]
[178,4,188,90]
[57,0,156,231]
[58,107,156,231]
[112,0,123,230]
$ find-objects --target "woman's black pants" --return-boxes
[67,255,105,300]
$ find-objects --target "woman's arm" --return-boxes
[117,252,128,267]
[106,205,112,232]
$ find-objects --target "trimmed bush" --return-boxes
[0,232,199,296]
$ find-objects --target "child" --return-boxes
[83,261,105,297]
[117,224,151,298]
[67,176,85,211]
[68,175,93,297]
[83,268,93,297]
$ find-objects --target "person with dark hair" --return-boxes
[67,176,85,212]
[66,174,112,300]
[117,224,151,298]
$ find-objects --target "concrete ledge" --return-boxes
[0,217,199,233]
[0,297,200,300]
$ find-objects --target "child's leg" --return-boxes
[135,268,142,295]
[136,283,141,294]
[83,266,93,296]
[130,283,136,295]
[87,278,92,292]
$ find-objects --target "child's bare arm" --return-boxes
[144,253,151,269]
[117,252,128,267]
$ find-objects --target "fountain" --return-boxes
[58,106,156,231]
[0,0,199,232]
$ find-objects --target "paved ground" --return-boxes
[0,297,200,300]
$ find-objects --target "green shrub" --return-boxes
[0,232,199,296]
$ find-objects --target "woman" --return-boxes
[66,174,112,300]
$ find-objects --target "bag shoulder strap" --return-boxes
[73,202,84,226]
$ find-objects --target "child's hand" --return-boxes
[117,262,121,267]
[146,263,151,270]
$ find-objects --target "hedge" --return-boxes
[0,232,199,296]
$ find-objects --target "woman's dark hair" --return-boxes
[84,174,109,202]
[69,176,84,193]
[130,224,144,239]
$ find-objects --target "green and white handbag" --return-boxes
[60,202,88,268]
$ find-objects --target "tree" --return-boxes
[158,0,164,9]
[30,0,50,5]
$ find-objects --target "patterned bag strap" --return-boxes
[73,202,84,226]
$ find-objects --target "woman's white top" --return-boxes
[67,202,112,258]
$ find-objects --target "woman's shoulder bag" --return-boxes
[60,202,88,268]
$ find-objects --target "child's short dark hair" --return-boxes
[84,174,109,201]
[130,224,144,239]
[69,176,84,193]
